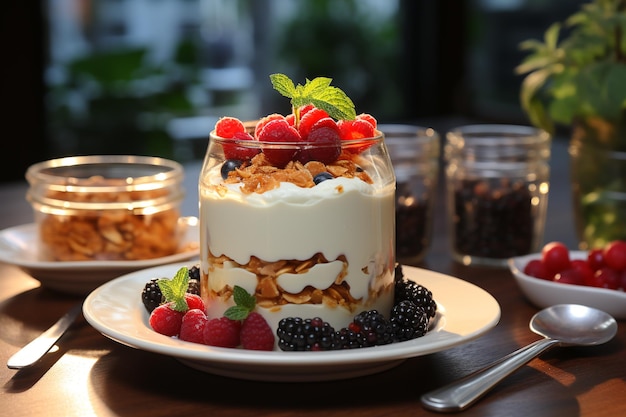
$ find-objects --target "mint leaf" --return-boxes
[223,285,255,321]
[269,73,356,123]
[157,267,189,312]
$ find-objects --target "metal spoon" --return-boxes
[7,302,83,369]
[421,304,617,412]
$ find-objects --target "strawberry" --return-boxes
[240,312,275,351]
[179,309,208,344]
[203,316,242,348]
[149,303,184,336]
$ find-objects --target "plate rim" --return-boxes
[0,218,199,271]
[82,263,501,367]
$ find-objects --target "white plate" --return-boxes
[0,217,199,295]
[83,264,501,382]
[509,251,626,320]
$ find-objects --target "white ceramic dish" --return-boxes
[83,263,501,382]
[0,217,199,295]
[509,251,626,320]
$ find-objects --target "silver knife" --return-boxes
[7,302,83,369]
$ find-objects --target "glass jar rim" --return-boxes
[26,155,183,191]
[210,130,384,149]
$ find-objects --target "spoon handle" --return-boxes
[421,338,559,412]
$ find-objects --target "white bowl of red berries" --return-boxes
[508,241,626,320]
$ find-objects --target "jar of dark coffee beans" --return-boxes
[383,125,440,264]
[445,125,551,267]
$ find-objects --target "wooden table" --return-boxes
[1,138,625,417]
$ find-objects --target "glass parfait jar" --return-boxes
[445,125,551,267]
[198,123,396,334]
[26,155,185,261]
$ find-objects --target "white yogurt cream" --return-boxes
[199,164,395,334]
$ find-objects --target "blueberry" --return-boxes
[313,172,333,185]
[221,159,243,179]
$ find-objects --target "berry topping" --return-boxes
[313,172,333,185]
[298,108,330,140]
[254,113,285,138]
[356,113,377,128]
[179,309,208,344]
[256,118,302,167]
[203,316,242,348]
[240,312,275,351]
[338,119,376,140]
[222,131,259,161]
[215,116,245,138]
[220,159,243,180]
[298,125,341,164]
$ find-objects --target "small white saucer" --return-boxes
[0,217,199,295]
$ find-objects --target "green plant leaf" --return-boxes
[157,267,189,312]
[269,73,356,121]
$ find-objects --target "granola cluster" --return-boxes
[223,153,373,194]
[37,176,183,261]
[203,251,378,311]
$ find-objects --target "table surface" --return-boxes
[1,138,625,417]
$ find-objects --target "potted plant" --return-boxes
[516,0,626,249]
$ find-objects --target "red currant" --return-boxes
[587,248,605,271]
[523,259,550,280]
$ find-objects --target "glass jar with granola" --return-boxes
[26,155,185,261]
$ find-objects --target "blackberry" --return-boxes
[188,264,201,280]
[350,310,393,347]
[277,317,337,351]
[187,279,200,296]
[394,279,437,319]
[390,300,429,342]
[141,278,164,313]
[335,327,367,349]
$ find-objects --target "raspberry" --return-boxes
[240,312,275,350]
[222,130,259,161]
[338,119,375,140]
[203,316,242,348]
[215,116,245,138]
[148,303,184,337]
[298,108,329,140]
[298,123,341,164]
[184,293,205,312]
[337,119,376,154]
[256,118,301,167]
[356,113,377,128]
[254,113,285,138]
[179,309,208,344]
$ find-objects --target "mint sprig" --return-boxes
[157,267,190,312]
[224,285,256,321]
[270,73,356,127]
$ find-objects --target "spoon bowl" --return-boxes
[421,304,617,412]
[531,303,617,346]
